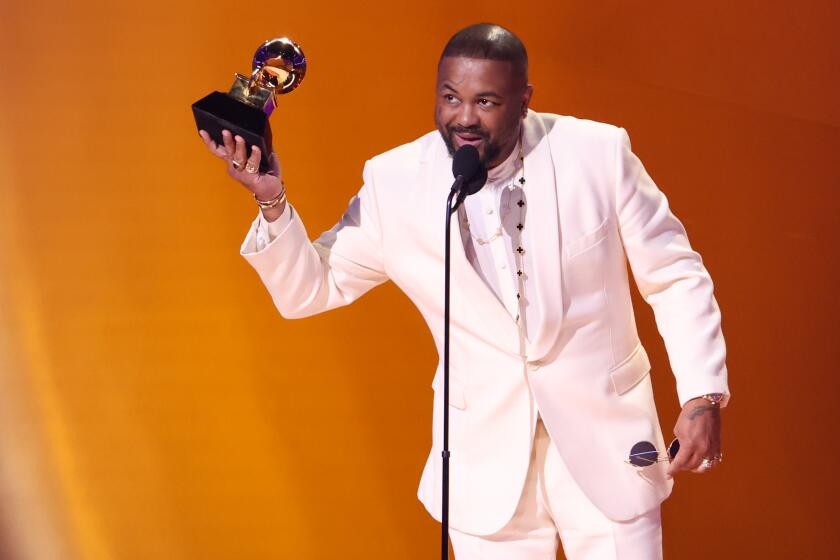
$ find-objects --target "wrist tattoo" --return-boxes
[688,404,719,421]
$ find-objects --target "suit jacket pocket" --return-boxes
[432,373,467,409]
[564,217,610,259]
[609,343,651,395]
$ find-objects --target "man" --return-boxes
[199,23,729,560]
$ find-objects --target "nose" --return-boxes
[456,102,480,129]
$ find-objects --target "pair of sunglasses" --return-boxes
[626,439,680,467]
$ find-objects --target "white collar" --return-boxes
[485,139,521,189]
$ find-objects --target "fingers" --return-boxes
[245,145,261,173]
[666,441,718,478]
[222,129,236,160]
[690,446,723,474]
[665,446,696,479]
[233,135,247,166]
[202,129,284,196]
[221,131,250,174]
[198,129,251,168]
[198,130,227,159]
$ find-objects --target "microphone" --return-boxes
[440,144,487,560]
[450,145,488,210]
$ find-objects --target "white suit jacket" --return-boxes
[241,110,729,535]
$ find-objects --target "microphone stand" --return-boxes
[441,183,462,560]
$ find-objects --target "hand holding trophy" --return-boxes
[193,37,306,174]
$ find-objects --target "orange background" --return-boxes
[1,1,838,558]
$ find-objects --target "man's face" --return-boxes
[435,56,533,168]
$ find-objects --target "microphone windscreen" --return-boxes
[452,144,481,180]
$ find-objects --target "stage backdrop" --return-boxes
[1,1,838,558]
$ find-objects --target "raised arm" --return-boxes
[200,128,388,319]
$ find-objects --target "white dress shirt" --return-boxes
[241,141,537,340]
[456,141,538,341]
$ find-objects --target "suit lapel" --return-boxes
[521,113,564,361]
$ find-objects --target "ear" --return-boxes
[521,84,534,118]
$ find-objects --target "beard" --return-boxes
[438,124,503,167]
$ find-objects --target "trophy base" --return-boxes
[192,91,274,173]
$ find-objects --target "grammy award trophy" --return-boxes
[192,37,306,173]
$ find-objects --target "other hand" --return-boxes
[666,397,722,479]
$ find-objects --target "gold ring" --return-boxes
[245,163,259,174]
[231,159,245,170]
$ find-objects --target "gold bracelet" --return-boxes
[254,188,287,210]
[699,393,724,406]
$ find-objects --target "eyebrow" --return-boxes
[441,83,503,98]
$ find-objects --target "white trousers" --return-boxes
[448,416,663,560]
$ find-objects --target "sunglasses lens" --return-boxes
[668,439,680,460]
[628,441,658,467]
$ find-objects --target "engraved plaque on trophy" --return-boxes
[192,37,306,173]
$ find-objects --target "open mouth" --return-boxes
[452,130,486,149]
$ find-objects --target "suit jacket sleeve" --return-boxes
[240,160,388,318]
[614,127,730,407]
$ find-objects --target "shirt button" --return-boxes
[527,360,542,371]
[486,208,494,215]
[500,263,507,269]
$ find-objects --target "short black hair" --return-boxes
[439,23,528,84]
